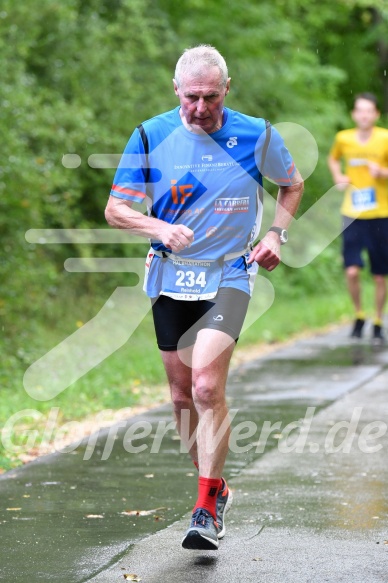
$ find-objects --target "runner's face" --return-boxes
[174,67,230,134]
[352,98,380,131]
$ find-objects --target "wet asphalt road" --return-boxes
[1,323,387,582]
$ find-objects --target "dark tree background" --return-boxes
[1,0,387,352]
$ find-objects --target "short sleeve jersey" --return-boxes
[110,106,295,297]
[329,127,388,219]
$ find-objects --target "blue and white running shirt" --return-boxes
[110,106,295,298]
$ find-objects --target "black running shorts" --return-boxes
[342,216,388,275]
[151,287,250,351]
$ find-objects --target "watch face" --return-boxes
[268,226,288,244]
[280,229,288,244]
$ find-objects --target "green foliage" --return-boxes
[1,0,386,307]
[157,0,348,213]
[0,0,175,325]
[0,0,387,469]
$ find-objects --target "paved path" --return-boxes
[1,324,387,582]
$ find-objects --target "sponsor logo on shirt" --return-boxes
[152,172,207,220]
[206,226,218,237]
[227,137,238,148]
[214,197,249,213]
[170,179,194,204]
[173,161,238,172]
[348,158,369,167]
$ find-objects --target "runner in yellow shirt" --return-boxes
[328,93,388,343]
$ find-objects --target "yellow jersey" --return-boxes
[330,126,388,219]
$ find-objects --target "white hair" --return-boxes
[174,45,228,87]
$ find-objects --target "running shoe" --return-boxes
[372,324,385,345]
[350,318,365,338]
[181,507,219,550]
[216,478,233,539]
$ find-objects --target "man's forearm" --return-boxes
[105,199,167,240]
[327,156,344,182]
[105,196,194,251]
[272,170,304,228]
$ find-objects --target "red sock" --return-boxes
[193,476,222,520]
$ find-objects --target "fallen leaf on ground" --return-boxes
[123,574,141,581]
[252,557,263,561]
[6,508,21,511]
[144,473,154,478]
[121,507,166,517]
[85,514,104,519]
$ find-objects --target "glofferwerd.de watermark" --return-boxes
[2,406,386,462]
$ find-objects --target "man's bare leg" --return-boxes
[160,346,199,464]
[161,328,236,550]
[346,265,362,313]
[374,274,387,321]
[191,328,236,479]
[160,330,235,471]
[177,328,235,549]
[346,265,367,337]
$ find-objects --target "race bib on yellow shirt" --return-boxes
[351,187,377,212]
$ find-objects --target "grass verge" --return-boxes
[0,258,375,472]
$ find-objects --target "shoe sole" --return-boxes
[217,487,233,539]
[182,530,219,550]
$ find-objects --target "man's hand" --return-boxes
[368,161,388,179]
[247,167,303,271]
[247,232,281,271]
[105,196,194,251]
[160,223,194,253]
[327,156,350,191]
[334,174,350,191]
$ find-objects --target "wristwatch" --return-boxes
[268,226,288,245]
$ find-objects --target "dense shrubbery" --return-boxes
[1,0,386,468]
[1,0,387,369]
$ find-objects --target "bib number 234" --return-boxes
[175,270,206,288]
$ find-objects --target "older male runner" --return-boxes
[105,45,304,550]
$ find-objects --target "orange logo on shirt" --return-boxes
[171,179,194,204]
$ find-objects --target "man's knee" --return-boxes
[373,274,386,285]
[192,374,223,409]
[170,382,193,412]
[346,266,360,280]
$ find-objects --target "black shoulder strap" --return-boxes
[260,119,271,174]
[257,119,271,208]
[137,123,150,184]
[137,123,149,155]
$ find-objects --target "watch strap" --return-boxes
[268,226,288,244]
[268,227,283,235]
